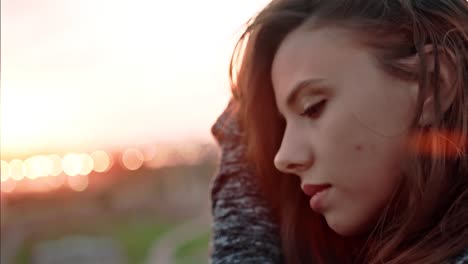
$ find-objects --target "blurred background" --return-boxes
[1,0,270,263]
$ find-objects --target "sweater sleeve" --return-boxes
[209,99,283,264]
[452,250,468,264]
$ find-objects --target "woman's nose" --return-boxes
[274,157,308,174]
[274,136,313,175]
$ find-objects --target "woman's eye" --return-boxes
[300,100,327,119]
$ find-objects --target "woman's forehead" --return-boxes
[271,26,368,98]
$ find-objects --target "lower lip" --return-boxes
[309,187,330,212]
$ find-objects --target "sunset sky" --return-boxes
[1,0,271,157]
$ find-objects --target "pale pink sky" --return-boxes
[1,0,270,156]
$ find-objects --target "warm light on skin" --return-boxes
[9,159,26,181]
[1,160,11,182]
[62,153,82,176]
[122,148,144,171]
[91,150,111,173]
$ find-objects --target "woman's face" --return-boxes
[271,25,418,236]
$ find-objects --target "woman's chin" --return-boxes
[324,214,366,237]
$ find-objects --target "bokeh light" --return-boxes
[79,154,94,176]
[68,175,89,192]
[1,160,11,182]
[91,150,111,173]
[24,155,52,180]
[122,148,144,171]
[62,153,82,177]
[48,154,63,176]
[9,159,26,181]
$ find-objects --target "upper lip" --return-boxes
[302,183,331,197]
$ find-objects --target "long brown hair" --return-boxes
[229,0,468,263]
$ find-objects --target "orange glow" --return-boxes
[62,153,82,176]
[48,154,63,176]
[79,154,94,175]
[9,159,26,181]
[68,175,89,192]
[90,150,111,173]
[122,148,144,171]
[1,160,11,182]
[409,130,467,156]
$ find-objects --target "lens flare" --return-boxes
[409,130,466,157]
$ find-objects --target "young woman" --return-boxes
[210,0,468,263]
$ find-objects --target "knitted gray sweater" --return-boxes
[209,100,467,264]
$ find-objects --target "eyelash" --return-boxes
[300,99,327,119]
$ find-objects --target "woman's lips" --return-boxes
[302,184,331,212]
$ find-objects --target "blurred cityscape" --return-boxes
[1,142,220,264]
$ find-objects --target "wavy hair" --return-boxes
[230,0,468,263]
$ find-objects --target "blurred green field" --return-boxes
[3,154,217,264]
[174,231,211,264]
[15,218,211,264]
